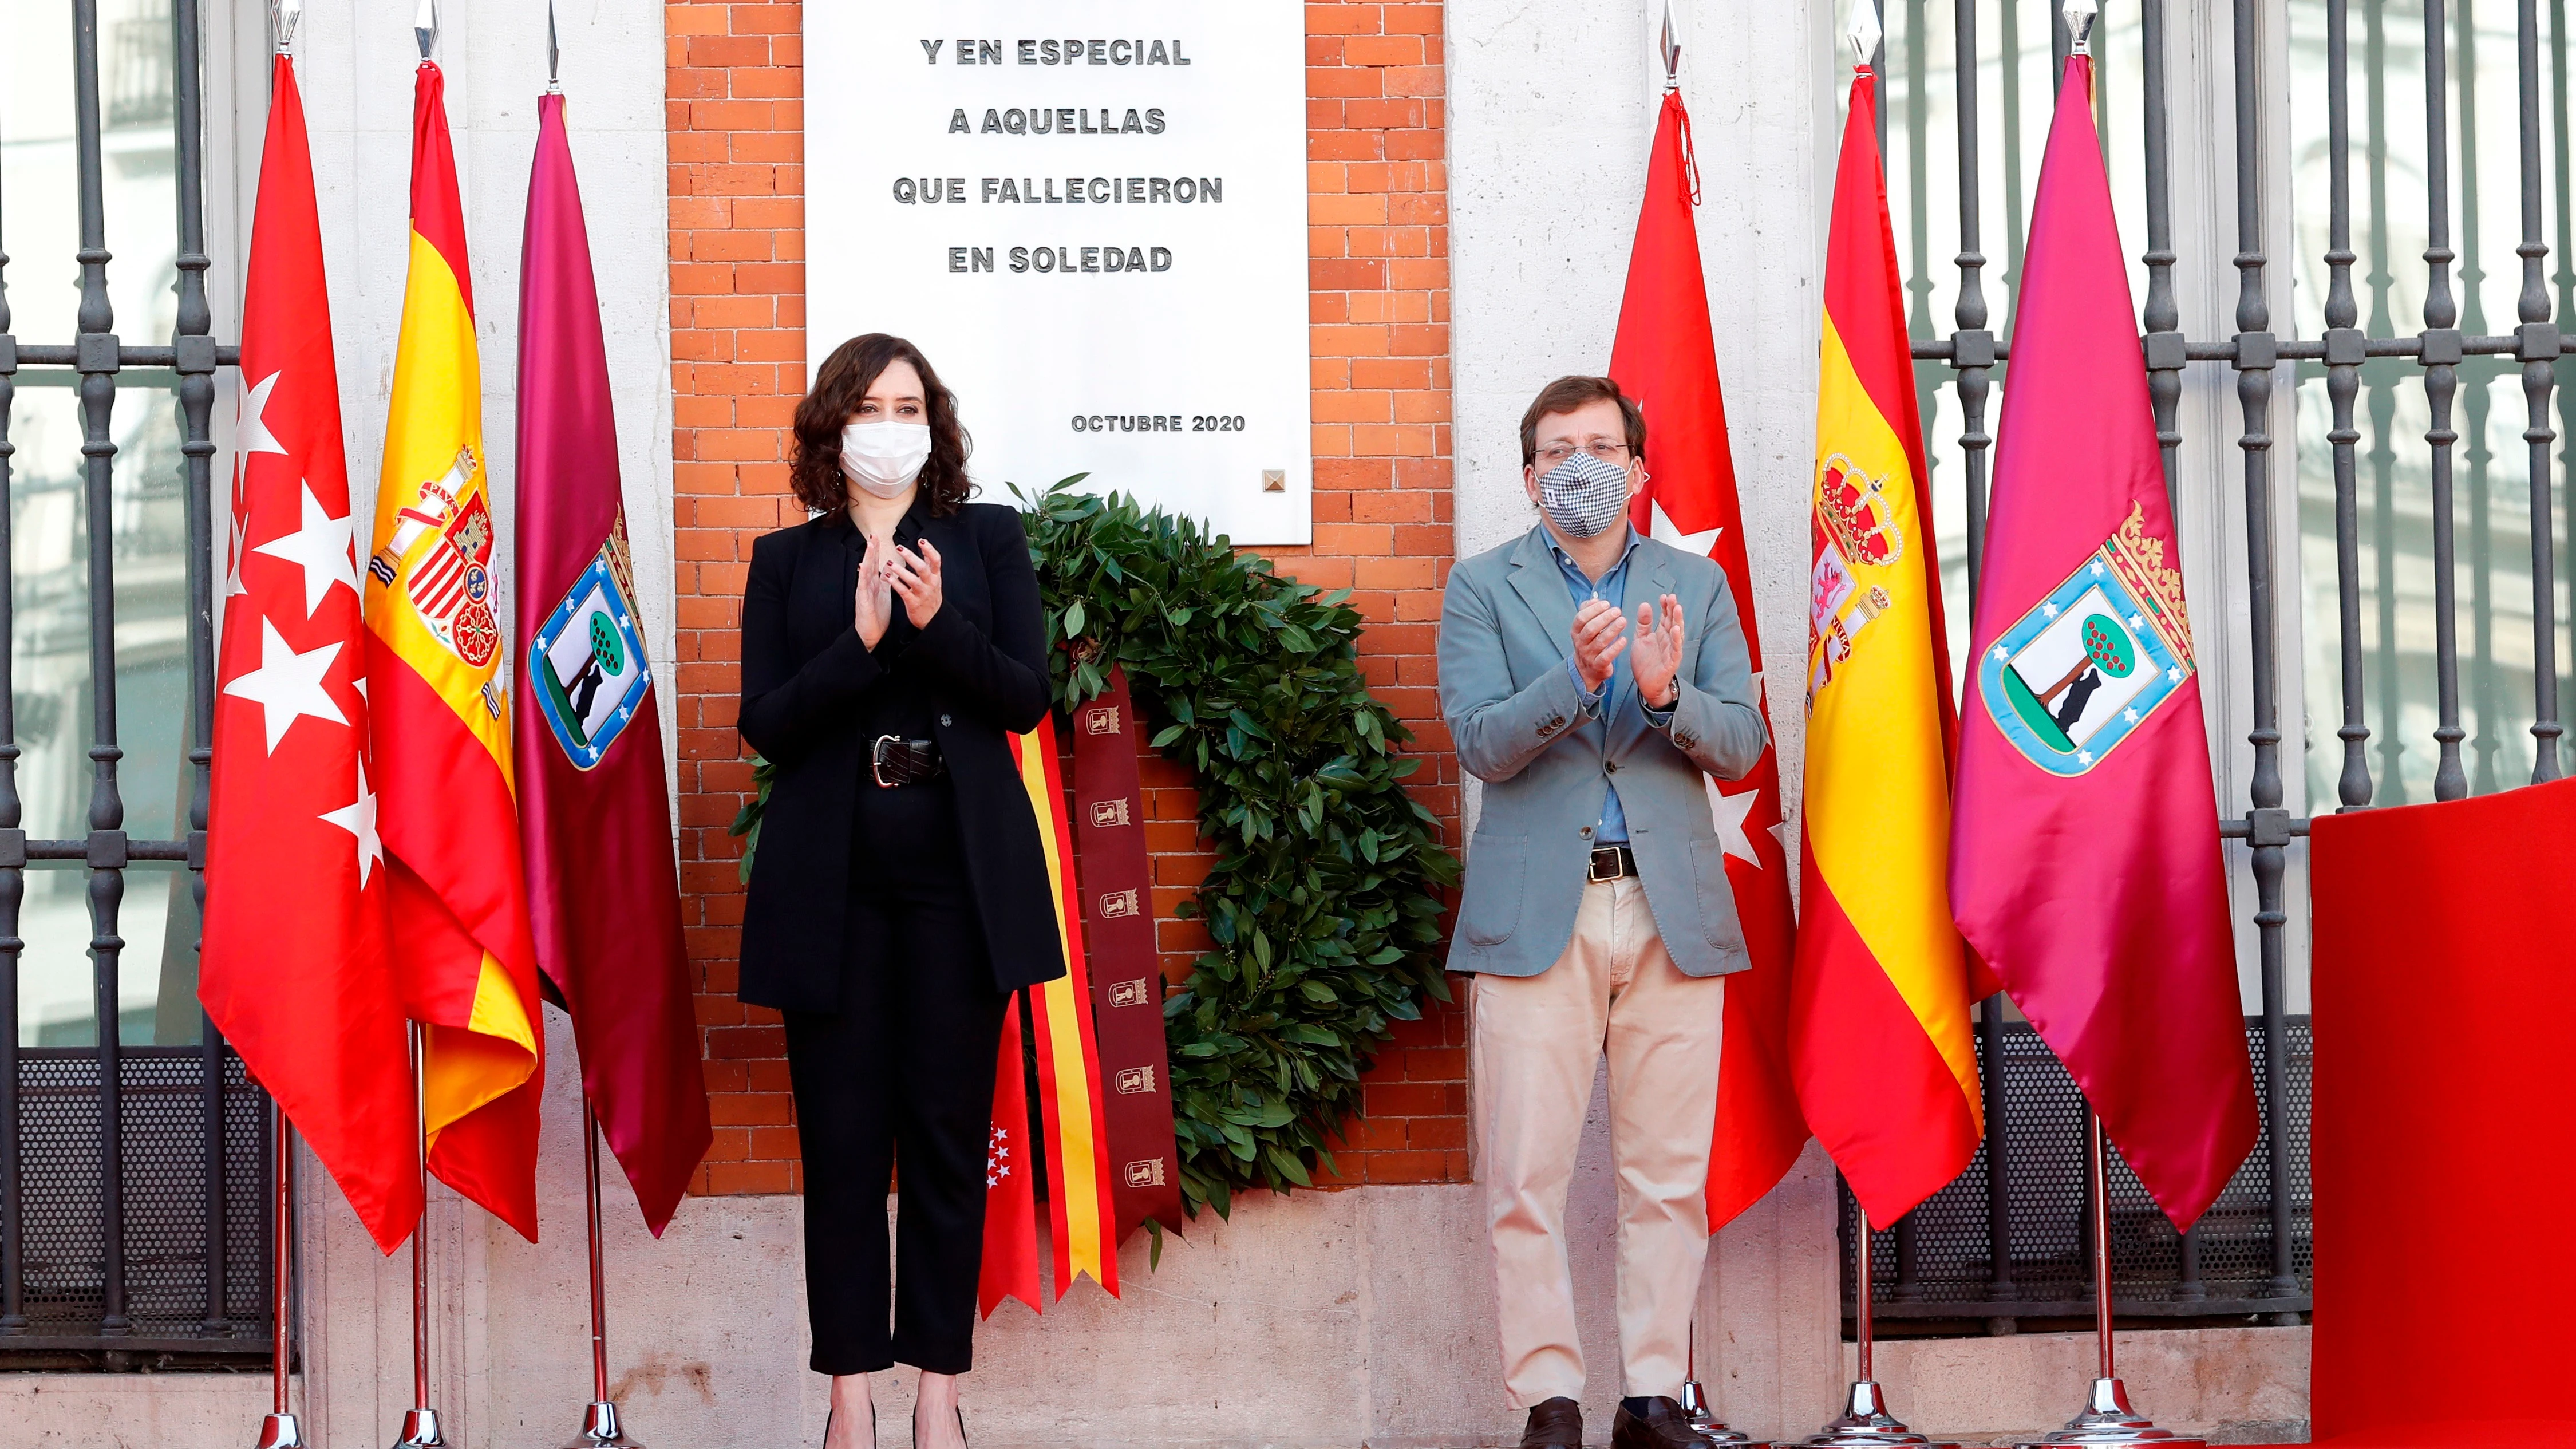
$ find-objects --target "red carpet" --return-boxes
[2307,781,2576,1448]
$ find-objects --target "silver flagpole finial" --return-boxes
[415,0,437,61]
[2064,0,2099,55]
[271,0,302,52]
[1847,0,1884,68]
[1658,2,1681,89]
[548,1,561,91]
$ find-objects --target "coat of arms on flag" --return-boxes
[1980,502,2195,776]
[1807,451,1906,706]
[368,443,501,670]
[531,516,651,770]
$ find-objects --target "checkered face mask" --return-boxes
[1537,449,1633,539]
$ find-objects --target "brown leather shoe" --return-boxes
[1519,1396,1583,1449]
[1612,1395,1719,1449]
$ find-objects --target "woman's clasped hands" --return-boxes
[853,535,946,647]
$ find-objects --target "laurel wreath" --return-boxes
[729,480,1459,1226]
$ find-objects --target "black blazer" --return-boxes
[736,500,1066,1012]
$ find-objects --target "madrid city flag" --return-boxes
[202,53,416,1253]
[1792,63,1982,1225]
[1612,87,1807,1227]
[515,89,712,1235]
[364,58,546,1239]
[1950,54,2258,1231]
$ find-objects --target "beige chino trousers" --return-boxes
[1471,874,1726,1409]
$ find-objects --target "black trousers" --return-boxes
[785,779,1008,1376]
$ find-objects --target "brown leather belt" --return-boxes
[1586,844,1637,882]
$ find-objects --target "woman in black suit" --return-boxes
[737,333,1063,1449]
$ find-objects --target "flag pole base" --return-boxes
[563,1400,643,1448]
[254,1412,307,1449]
[392,1407,449,1448]
[2010,1379,2204,1448]
[1680,1376,1755,1446]
[1784,1380,1955,1448]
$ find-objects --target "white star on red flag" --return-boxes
[237,370,290,459]
[222,618,347,752]
[252,480,362,617]
[1707,776,1763,868]
[1648,498,1724,557]
[319,756,383,889]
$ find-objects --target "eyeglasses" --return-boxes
[1534,441,1633,467]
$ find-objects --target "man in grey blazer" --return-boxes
[1440,377,1768,1449]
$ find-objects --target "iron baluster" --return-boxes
[2425,0,2470,802]
[2002,0,2030,339]
[70,0,134,1340]
[1953,0,2013,1332]
[2457,0,2503,796]
[1891,1211,1923,1302]
[1907,0,1941,468]
[1955,0,1995,594]
[2366,0,2408,801]
[2231,0,2302,1319]
[0,45,21,1339]
[2143,0,2184,502]
[2328,0,2374,811]
[2551,0,2576,746]
[170,0,230,1337]
[2516,0,2564,778]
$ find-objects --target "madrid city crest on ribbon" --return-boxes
[531,514,653,770]
[1980,502,2196,776]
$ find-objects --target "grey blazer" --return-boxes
[1437,524,1769,978]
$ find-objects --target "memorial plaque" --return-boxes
[807,5,1311,542]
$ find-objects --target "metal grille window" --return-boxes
[1856,0,2574,1333]
[0,0,267,1364]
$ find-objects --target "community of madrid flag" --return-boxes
[363,54,546,1239]
[1950,52,2258,1231]
[1791,58,1984,1226]
[1612,85,1808,1227]
[201,52,417,1254]
[514,89,711,1235]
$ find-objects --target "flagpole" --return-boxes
[2012,1111,2200,1448]
[392,1021,447,1449]
[1678,1317,1751,1446]
[1792,1207,1945,1448]
[564,1093,641,1447]
[252,1106,306,1448]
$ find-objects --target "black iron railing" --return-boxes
[1849,0,2575,1332]
[0,0,262,1362]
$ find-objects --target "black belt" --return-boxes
[1586,844,1637,882]
[871,735,945,788]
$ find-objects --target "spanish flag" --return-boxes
[1788,60,1984,1225]
[362,58,544,1240]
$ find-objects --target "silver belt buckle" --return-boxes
[871,734,903,788]
[1587,846,1622,883]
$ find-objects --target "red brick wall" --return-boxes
[665,0,1465,1196]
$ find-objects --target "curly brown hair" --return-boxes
[789,334,974,515]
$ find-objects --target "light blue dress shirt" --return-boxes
[1547,528,1677,846]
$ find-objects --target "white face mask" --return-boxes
[838,420,933,499]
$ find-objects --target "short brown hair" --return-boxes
[790,334,974,515]
[1518,375,1647,467]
